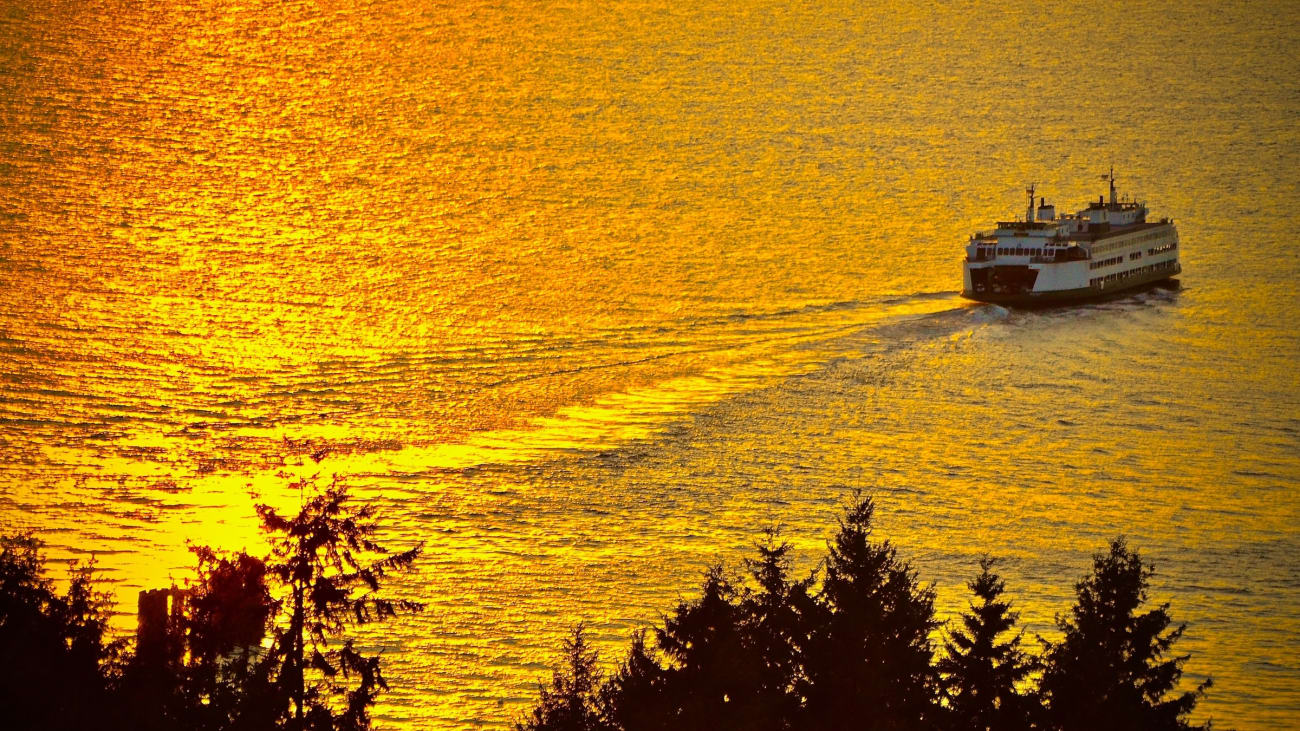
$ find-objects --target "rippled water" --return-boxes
[2,0,1298,727]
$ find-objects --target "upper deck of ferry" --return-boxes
[968,172,1175,252]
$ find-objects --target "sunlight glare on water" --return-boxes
[1,0,1298,727]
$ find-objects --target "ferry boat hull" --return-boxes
[963,267,1180,307]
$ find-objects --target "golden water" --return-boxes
[2,0,1298,727]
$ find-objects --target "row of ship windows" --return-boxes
[988,238,1176,262]
[1090,243,1179,270]
[987,246,1045,257]
[1089,259,1178,287]
[1093,229,1172,254]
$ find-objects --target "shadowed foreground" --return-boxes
[517,494,1214,731]
[1,485,1213,731]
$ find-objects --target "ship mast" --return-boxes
[1026,183,1036,221]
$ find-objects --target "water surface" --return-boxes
[2,0,1298,727]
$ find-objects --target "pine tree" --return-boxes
[798,492,940,730]
[653,564,758,730]
[256,474,424,731]
[517,623,610,731]
[594,533,814,731]
[0,533,126,731]
[1039,538,1210,731]
[598,630,671,731]
[736,529,814,730]
[936,557,1036,731]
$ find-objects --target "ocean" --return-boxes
[1,0,1297,727]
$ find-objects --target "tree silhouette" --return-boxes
[735,529,815,730]
[653,564,753,730]
[171,548,281,731]
[0,532,125,731]
[936,557,1037,731]
[517,623,611,731]
[255,474,424,731]
[598,629,670,731]
[1039,537,1210,731]
[798,493,940,730]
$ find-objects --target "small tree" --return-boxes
[517,623,610,731]
[174,548,281,731]
[1039,538,1210,731]
[799,492,940,730]
[257,474,424,731]
[598,630,670,731]
[0,533,125,731]
[937,557,1037,731]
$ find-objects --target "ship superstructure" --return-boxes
[961,170,1180,305]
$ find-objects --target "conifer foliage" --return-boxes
[520,497,1217,731]
[516,623,610,731]
[0,533,125,731]
[800,495,940,730]
[0,489,1222,731]
[256,474,424,730]
[936,557,1036,731]
[0,474,422,731]
[1039,538,1211,731]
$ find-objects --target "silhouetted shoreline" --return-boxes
[0,482,1215,731]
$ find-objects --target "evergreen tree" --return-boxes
[736,529,815,730]
[1039,538,1210,731]
[256,474,424,731]
[517,623,611,731]
[593,534,813,731]
[653,564,758,730]
[0,533,125,731]
[936,557,1037,731]
[799,492,940,730]
[598,630,671,731]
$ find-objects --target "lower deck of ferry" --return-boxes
[962,263,1181,307]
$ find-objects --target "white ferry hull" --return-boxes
[962,262,1180,307]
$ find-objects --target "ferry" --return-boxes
[961,170,1180,306]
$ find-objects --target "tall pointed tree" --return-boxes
[937,557,1037,731]
[736,529,815,730]
[1039,538,1210,731]
[598,630,670,731]
[653,564,757,730]
[256,474,423,731]
[799,492,940,730]
[517,623,610,731]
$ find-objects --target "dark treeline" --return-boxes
[1,485,1216,730]
[518,494,1215,731]
[0,475,421,731]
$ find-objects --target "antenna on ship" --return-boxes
[1101,165,1117,206]
[1026,183,1036,222]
